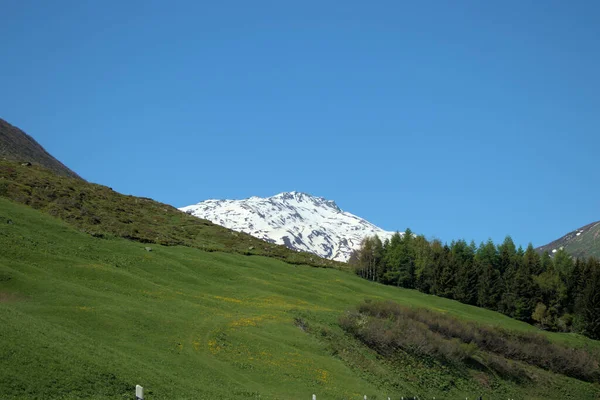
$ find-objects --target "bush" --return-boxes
[341,300,600,383]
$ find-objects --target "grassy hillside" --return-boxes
[1,197,599,399]
[0,118,82,180]
[0,160,341,269]
[537,221,600,259]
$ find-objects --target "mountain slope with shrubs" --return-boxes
[537,221,600,259]
[0,160,341,269]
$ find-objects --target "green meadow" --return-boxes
[1,197,599,399]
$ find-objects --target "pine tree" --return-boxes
[382,232,403,285]
[567,258,583,313]
[435,244,455,298]
[522,243,541,277]
[553,249,574,282]
[510,244,538,320]
[452,240,477,305]
[497,236,517,275]
[382,229,415,288]
[413,235,433,293]
[539,251,553,275]
[578,258,600,339]
[399,228,416,288]
[426,239,445,295]
[475,240,501,309]
[498,236,520,316]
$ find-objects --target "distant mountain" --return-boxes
[537,221,600,259]
[0,117,81,179]
[180,191,397,262]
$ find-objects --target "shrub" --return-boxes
[341,300,600,383]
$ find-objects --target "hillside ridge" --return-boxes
[0,160,341,269]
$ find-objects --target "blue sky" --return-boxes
[1,0,598,248]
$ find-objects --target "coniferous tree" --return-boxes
[426,239,445,295]
[382,232,403,285]
[435,244,455,298]
[578,258,600,339]
[522,244,541,277]
[398,228,416,288]
[382,229,415,288]
[539,251,553,275]
[497,236,518,275]
[372,235,384,281]
[475,240,501,309]
[553,249,574,283]
[498,236,520,315]
[509,244,538,320]
[413,235,434,293]
[452,240,477,305]
[566,258,583,314]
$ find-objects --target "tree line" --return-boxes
[349,229,600,340]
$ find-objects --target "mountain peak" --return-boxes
[180,192,396,262]
[273,191,341,212]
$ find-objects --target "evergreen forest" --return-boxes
[350,230,600,340]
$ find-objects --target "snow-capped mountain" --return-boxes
[180,191,397,262]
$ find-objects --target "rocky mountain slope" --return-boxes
[537,221,600,259]
[180,191,397,262]
[0,117,81,179]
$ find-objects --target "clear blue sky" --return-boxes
[1,0,598,248]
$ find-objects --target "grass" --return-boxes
[1,197,600,399]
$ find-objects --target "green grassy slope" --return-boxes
[0,160,341,269]
[1,197,599,399]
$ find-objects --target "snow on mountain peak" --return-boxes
[180,192,397,262]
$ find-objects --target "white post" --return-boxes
[364,396,367,400]
[135,385,144,400]
[312,395,316,400]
